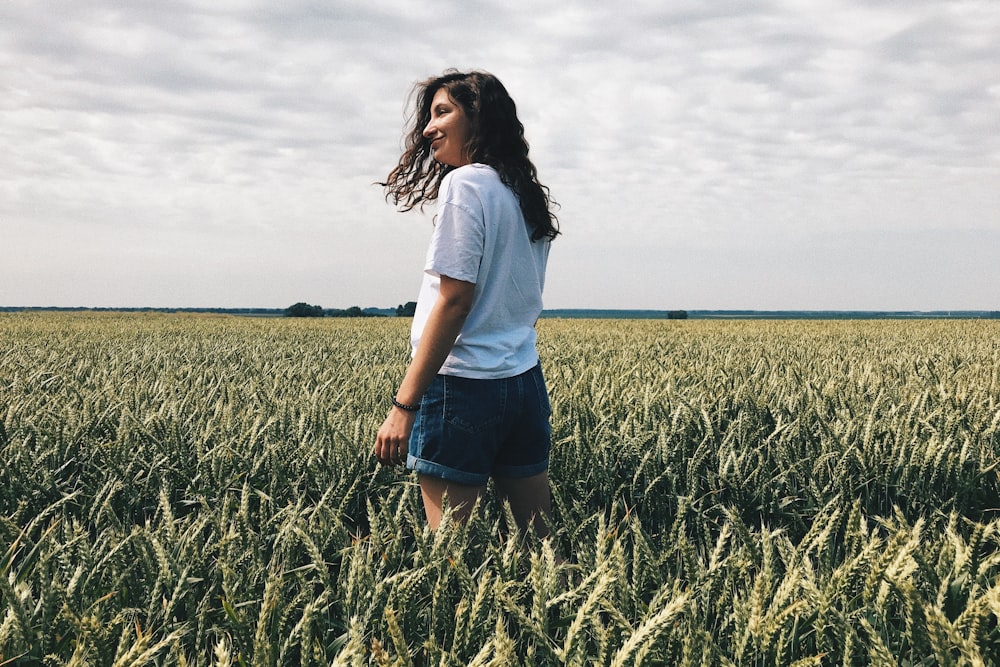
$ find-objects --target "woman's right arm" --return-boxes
[373,275,475,466]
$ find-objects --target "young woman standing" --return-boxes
[375,70,559,536]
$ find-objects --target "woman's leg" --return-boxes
[493,471,552,538]
[418,473,487,529]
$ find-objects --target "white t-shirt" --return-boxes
[411,163,550,379]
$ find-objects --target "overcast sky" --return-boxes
[3,1,998,310]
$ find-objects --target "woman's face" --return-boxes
[423,88,472,168]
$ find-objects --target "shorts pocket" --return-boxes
[443,375,505,435]
[531,365,552,417]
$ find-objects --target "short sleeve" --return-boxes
[424,178,484,283]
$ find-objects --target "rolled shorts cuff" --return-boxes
[407,454,490,486]
[493,457,549,480]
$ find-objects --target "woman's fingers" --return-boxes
[376,441,405,466]
[374,413,410,466]
[374,409,416,466]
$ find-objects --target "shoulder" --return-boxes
[442,164,502,193]
[441,165,511,212]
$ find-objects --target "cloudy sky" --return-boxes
[3,1,998,311]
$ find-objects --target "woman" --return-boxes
[374,70,559,536]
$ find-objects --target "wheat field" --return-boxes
[2,312,999,665]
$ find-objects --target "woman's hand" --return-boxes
[374,407,417,466]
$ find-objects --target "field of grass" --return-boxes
[2,312,999,665]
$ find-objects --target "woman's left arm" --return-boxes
[373,275,475,466]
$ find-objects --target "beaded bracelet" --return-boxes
[392,397,420,412]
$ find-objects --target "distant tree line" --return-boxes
[284,302,325,317]
[7,306,998,320]
[283,302,418,318]
[284,303,381,318]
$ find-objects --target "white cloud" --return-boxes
[2,0,998,309]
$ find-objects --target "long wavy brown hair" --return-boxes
[381,70,559,241]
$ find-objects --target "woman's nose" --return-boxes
[423,120,436,138]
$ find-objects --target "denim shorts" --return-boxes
[406,363,552,486]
